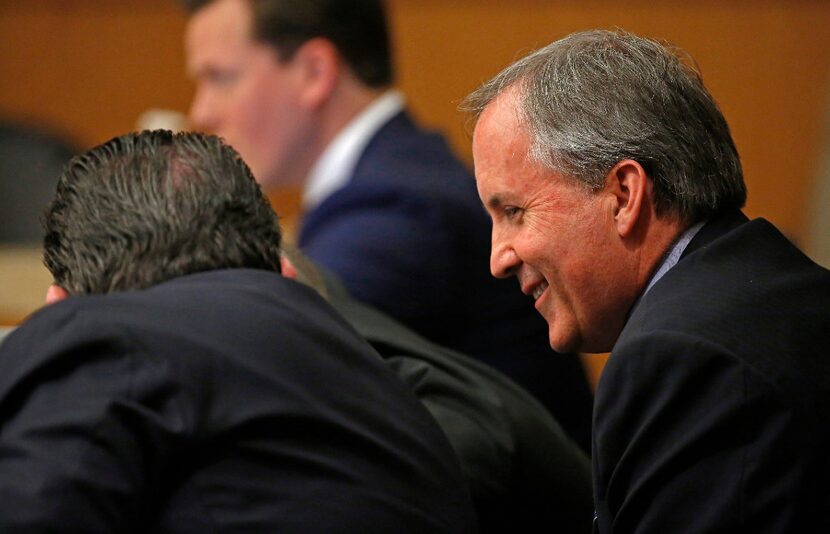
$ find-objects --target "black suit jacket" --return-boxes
[0,269,476,533]
[299,110,594,450]
[324,277,594,533]
[593,211,830,533]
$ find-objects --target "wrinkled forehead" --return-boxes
[473,89,532,166]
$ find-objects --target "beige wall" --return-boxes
[390,0,830,245]
[807,87,830,268]
[2,0,829,325]
[0,1,192,148]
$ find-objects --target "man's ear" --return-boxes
[293,37,341,109]
[280,255,298,280]
[604,159,650,238]
[45,284,69,305]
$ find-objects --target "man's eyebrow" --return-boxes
[191,65,220,78]
[189,62,231,79]
[486,195,504,211]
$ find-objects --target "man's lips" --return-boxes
[532,280,548,301]
[521,279,549,301]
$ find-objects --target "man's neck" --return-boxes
[626,205,687,289]
[642,219,705,296]
[628,214,694,312]
[318,77,388,157]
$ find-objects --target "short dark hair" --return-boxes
[43,130,282,295]
[462,29,746,223]
[182,0,393,87]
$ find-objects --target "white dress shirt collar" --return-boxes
[303,90,405,210]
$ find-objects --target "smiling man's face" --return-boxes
[472,90,633,354]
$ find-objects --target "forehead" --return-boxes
[472,90,589,208]
[472,88,533,170]
[185,0,254,68]
[473,93,535,188]
[473,89,522,142]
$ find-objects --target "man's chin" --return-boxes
[547,328,579,355]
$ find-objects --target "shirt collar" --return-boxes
[302,90,405,210]
[642,219,707,297]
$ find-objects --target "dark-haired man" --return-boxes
[182,0,594,450]
[0,130,476,532]
[464,29,830,532]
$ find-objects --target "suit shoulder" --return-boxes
[352,115,479,203]
[619,220,830,412]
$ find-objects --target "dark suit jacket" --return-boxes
[299,109,594,450]
[324,277,594,533]
[0,269,476,533]
[0,327,12,344]
[593,211,830,533]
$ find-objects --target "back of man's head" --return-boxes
[43,130,282,295]
[182,0,393,87]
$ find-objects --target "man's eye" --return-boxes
[204,70,239,87]
[504,206,521,219]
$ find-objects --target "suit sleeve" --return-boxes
[386,350,594,534]
[300,189,464,336]
[593,331,813,533]
[0,316,186,531]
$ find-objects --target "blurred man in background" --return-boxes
[182,0,594,450]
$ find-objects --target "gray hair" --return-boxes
[44,130,282,295]
[462,29,746,222]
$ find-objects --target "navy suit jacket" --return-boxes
[0,269,476,533]
[299,110,593,450]
[593,211,830,533]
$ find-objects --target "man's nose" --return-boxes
[490,232,519,279]
[188,87,217,132]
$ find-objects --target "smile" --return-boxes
[531,281,549,300]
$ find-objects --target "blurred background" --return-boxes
[2,0,829,328]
